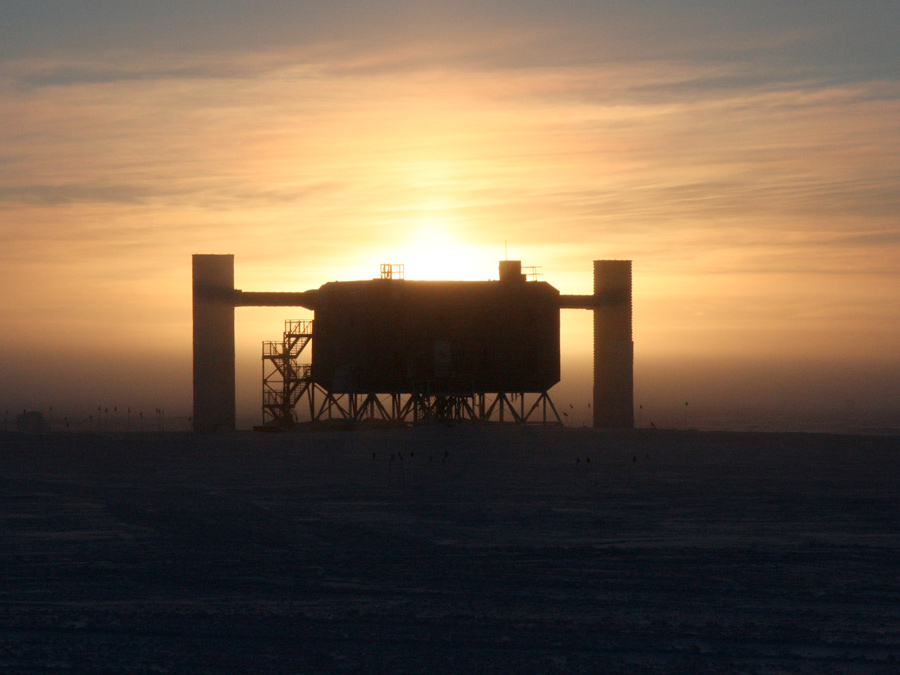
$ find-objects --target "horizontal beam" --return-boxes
[558,294,597,309]
[558,291,631,310]
[231,290,617,310]
[199,289,624,311]
[234,290,318,309]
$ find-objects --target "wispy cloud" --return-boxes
[0,183,155,205]
[0,181,339,208]
[12,62,256,91]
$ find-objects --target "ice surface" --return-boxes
[1,426,899,673]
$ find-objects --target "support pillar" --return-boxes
[593,260,633,428]
[192,254,236,432]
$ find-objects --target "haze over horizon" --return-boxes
[2,2,898,431]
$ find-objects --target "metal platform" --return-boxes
[260,319,562,429]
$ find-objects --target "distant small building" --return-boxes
[16,411,47,433]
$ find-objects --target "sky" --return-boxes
[2,1,898,430]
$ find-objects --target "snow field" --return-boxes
[1,426,899,673]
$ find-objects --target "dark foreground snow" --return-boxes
[1,426,899,674]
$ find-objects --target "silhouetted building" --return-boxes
[312,277,559,395]
[192,255,235,433]
[192,255,633,432]
[593,260,634,428]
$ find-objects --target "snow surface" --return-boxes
[1,426,899,673]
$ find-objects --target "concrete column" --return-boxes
[593,260,634,428]
[192,255,235,432]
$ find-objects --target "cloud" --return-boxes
[12,63,257,91]
[0,180,340,209]
[0,183,155,205]
[3,2,897,84]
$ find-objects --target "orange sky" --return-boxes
[1,3,898,429]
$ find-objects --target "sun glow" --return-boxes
[374,221,501,282]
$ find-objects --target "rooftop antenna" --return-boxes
[505,240,508,260]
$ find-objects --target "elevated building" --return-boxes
[192,255,632,432]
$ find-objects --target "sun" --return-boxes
[379,221,500,282]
